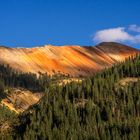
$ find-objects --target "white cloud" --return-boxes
[129,24,140,33]
[93,26,140,44]
[93,27,133,43]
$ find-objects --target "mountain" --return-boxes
[0,42,139,76]
[0,44,140,139]
[1,52,139,140]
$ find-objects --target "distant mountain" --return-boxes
[0,42,139,76]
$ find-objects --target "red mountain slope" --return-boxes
[0,42,139,76]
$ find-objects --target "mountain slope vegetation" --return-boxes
[0,54,139,140]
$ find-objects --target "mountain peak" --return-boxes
[96,42,139,53]
[97,42,135,49]
[98,42,125,46]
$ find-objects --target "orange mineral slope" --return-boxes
[0,42,139,76]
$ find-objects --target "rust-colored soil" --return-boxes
[0,42,139,76]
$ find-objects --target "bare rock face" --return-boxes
[0,42,139,76]
[1,88,43,113]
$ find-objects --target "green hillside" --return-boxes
[0,54,140,140]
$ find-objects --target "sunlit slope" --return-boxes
[0,42,139,76]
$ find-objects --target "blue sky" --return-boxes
[0,0,140,49]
